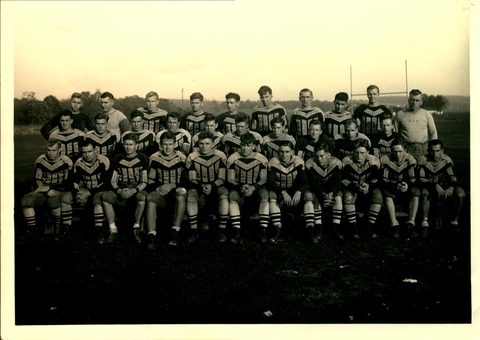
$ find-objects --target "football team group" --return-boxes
[19,85,466,250]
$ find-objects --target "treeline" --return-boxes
[14,90,455,125]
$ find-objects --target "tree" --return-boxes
[20,100,52,124]
[22,91,36,101]
[43,95,63,115]
[422,93,449,112]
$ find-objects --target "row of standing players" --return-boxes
[21,86,465,248]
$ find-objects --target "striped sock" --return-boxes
[218,214,228,229]
[259,214,269,228]
[304,213,314,227]
[314,208,322,225]
[189,214,198,229]
[270,212,282,227]
[62,205,73,227]
[230,216,241,229]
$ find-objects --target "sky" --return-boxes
[9,0,472,103]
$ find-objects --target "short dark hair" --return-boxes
[309,119,323,128]
[95,113,109,122]
[47,139,62,148]
[190,92,204,101]
[277,140,294,150]
[258,86,272,96]
[409,89,422,96]
[240,132,256,145]
[334,92,349,102]
[270,116,285,127]
[167,111,181,121]
[123,133,139,144]
[159,131,176,144]
[130,109,144,121]
[225,92,240,102]
[204,113,216,123]
[71,92,83,101]
[353,139,369,150]
[428,139,443,150]
[379,112,393,123]
[198,130,214,142]
[390,138,406,149]
[100,92,114,100]
[80,139,95,149]
[235,112,250,124]
[59,109,73,118]
[315,143,331,154]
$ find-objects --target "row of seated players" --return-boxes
[49,107,400,167]
[22,127,465,249]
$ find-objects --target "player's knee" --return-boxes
[303,191,314,202]
[217,186,228,199]
[371,189,383,205]
[60,192,73,205]
[102,191,117,205]
[269,191,278,201]
[187,189,199,203]
[135,191,147,202]
[21,194,35,208]
[343,191,356,205]
[146,191,159,203]
[229,190,241,203]
[455,186,466,198]
[421,187,430,198]
[410,187,421,197]
[258,188,269,201]
[92,192,103,206]
[175,187,187,199]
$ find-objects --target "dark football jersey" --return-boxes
[251,104,288,136]
[49,129,85,160]
[85,130,120,158]
[305,156,342,195]
[74,154,111,193]
[34,154,73,191]
[289,107,326,138]
[110,152,149,190]
[136,107,168,135]
[227,152,268,187]
[148,150,186,186]
[354,104,392,137]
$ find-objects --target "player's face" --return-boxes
[95,119,108,135]
[309,124,322,140]
[70,98,83,113]
[205,120,217,133]
[428,144,443,162]
[278,146,293,163]
[81,145,96,163]
[315,149,329,167]
[123,140,137,156]
[167,117,179,132]
[380,119,393,136]
[198,138,213,155]
[160,138,175,156]
[334,100,347,113]
[271,122,284,138]
[145,96,159,112]
[190,99,204,113]
[408,94,423,111]
[259,93,272,107]
[131,116,143,132]
[59,115,73,131]
[226,98,239,114]
[344,123,358,140]
[240,142,254,157]
[299,91,313,108]
[353,147,368,164]
[46,144,61,161]
[367,89,379,105]
[235,121,248,135]
[391,145,406,162]
[100,97,114,113]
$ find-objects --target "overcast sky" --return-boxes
[11,0,471,103]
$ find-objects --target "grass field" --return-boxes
[11,115,471,325]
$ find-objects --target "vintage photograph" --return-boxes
[2,0,476,339]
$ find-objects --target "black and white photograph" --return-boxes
[1,0,478,339]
